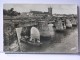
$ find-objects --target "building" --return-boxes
[28,7,53,18]
[48,7,52,15]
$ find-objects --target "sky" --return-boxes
[3,4,77,14]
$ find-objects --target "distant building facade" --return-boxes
[28,7,53,18]
[48,7,52,15]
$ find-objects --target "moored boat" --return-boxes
[16,26,42,46]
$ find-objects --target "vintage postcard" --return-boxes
[3,4,78,53]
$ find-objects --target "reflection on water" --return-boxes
[40,25,77,45]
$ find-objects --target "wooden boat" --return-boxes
[16,26,42,47]
[27,41,42,46]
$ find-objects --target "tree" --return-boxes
[8,8,14,17]
[3,9,8,15]
[3,8,20,16]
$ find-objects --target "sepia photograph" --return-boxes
[3,4,78,53]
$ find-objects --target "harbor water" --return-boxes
[15,25,78,53]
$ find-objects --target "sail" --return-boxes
[48,24,55,36]
[56,20,64,30]
[71,19,77,25]
[30,27,40,43]
[66,19,72,27]
[16,27,22,42]
[63,23,66,29]
[16,27,22,51]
